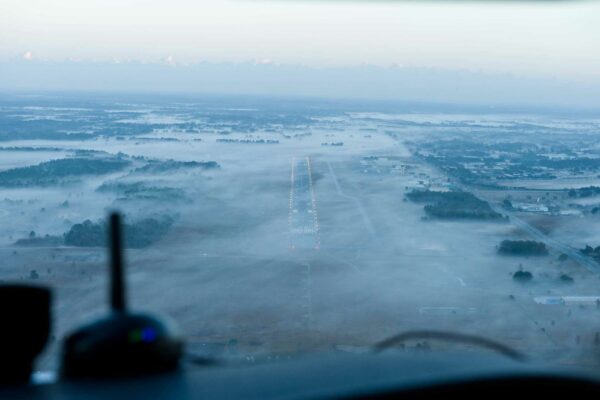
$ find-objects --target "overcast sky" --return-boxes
[1,0,599,82]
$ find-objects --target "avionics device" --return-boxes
[61,212,183,378]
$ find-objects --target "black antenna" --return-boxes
[109,212,126,312]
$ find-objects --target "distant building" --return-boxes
[512,202,549,213]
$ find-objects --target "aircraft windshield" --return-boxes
[1,0,600,372]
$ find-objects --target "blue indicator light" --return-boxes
[141,327,157,342]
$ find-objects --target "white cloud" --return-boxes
[22,51,33,61]
[254,59,274,66]
[164,55,176,66]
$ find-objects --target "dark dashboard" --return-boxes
[5,352,600,399]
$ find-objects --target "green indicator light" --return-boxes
[128,329,142,343]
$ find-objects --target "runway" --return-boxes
[289,157,321,250]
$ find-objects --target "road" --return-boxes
[504,209,600,274]
[419,157,600,275]
[326,161,376,237]
[466,185,600,275]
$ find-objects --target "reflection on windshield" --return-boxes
[2,95,600,371]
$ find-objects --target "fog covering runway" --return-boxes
[289,157,320,250]
[1,98,600,373]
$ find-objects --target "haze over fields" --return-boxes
[2,61,600,109]
[2,93,600,372]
